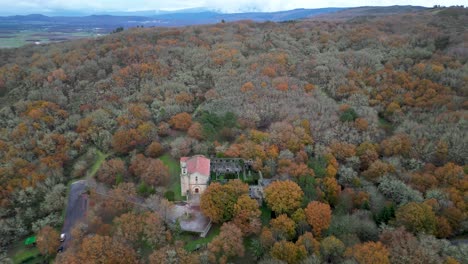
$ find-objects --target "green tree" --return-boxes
[320,236,345,263]
[395,202,437,234]
[340,108,358,122]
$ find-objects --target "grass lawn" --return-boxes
[260,204,272,225]
[0,30,101,48]
[234,238,257,264]
[8,240,42,264]
[378,116,394,133]
[88,150,109,179]
[160,153,184,201]
[182,225,220,252]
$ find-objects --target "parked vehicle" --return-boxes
[57,246,64,253]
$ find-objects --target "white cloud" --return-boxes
[0,0,465,15]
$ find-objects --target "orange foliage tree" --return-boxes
[208,222,244,264]
[320,177,341,206]
[158,122,170,136]
[262,66,276,77]
[270,240,306,264]
[37,226,60,256]
[129,154,169,186]
[305,201,332,238]
[169,112,192,131]
[354,118,369,131]
[97,159,126,185]
[380,134,412,157]
[275,81,289,92]
[148,243,197,264]
[74,235,138,263]
[362,160,395,182]
[330,141,356,161]
[260,227,276,250]
[187,122,204,140]
[356,141,379,170]
[241,81,255,92]
[200,180,249,223]
[434,162,465,186]
[296,232,320,255]
[304,83,315,93]
[113,63,163,90]
[270,214,297,240]
[112,129,143,154]
[345,241,390,264]
[145,141,164,158]
[232,194,261,235]
[113,211,167,248]
[97,183,137,217]
[264,180,304,215]
[175,92,194,105]
[436,216,453,238]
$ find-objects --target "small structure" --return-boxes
[210,158,247,180]
[24,236,36,246]
[168,203,212,238]
[180,155,210,204]
[248,172,273,205]
[249,185,264,205]
[175,156,212,237]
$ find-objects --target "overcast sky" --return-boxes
[0,0,465,15]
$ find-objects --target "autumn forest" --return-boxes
[0,6,467,264]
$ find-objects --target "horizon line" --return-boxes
[0,5,439,17]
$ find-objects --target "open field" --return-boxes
[88,150,109,179]
[8,240,41,264]
[160,153,183,201]
[0,7,351,48]
[0,30,102,48]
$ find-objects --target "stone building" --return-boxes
[180,155,211,198]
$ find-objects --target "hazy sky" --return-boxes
[0,0,465,15]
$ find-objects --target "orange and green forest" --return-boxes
[0,6,467,264]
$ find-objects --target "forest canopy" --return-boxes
[0,6,467,264]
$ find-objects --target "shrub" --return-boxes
[378,176,423,205]
[340,108,358,122]
[164,191,175,201]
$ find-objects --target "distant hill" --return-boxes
[0,8,345,28]
[310,5,427,21]
[0,6,434,48]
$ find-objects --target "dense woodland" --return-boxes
[0,6,467,264]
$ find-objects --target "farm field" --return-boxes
[0,29,102,48]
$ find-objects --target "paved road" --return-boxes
[61,180,88,250]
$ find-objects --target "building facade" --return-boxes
[180,155,211,197]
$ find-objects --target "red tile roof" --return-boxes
[181,155,210,176]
